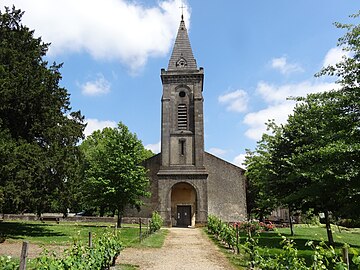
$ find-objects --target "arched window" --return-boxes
[177,104,187,130]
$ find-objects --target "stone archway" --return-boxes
[171,182,197,227]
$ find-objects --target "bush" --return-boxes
[208,215,360,269]
[149,211,163,233]
[337,219,360,228]
[0,256,18,270]
[31,230,122,269]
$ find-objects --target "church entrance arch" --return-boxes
[170,182,197,227]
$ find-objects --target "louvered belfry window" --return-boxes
[177,104,187,130]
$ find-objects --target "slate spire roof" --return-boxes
[167,16,197,71]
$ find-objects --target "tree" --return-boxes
[244,132,279,222]
[278,90,359,244]
[80,122,151,227]
[245,11,360,244]
[245,122,297,235]
[0,6,85,215]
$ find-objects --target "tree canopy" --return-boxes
[0,6,85,215]
[245,11,360,244]
[80,122,151,227]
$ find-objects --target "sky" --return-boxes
[3,0,359,168]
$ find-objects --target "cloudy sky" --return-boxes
[3,0,358,167]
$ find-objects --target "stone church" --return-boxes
[129,17,247,227]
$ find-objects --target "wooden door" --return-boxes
[177,205,191,227]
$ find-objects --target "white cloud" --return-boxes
[322,47,350,67]
[218,89,249,113]
[271,56,303,74]
[244,80,339,141]
[232,153,247,168]
[243,102,295,140]
[80,74,111,96]
[208,147,227,157]
[84,118,117,137]
[6,0,190,72]
[145,141,161,154]
[256,80,338,104]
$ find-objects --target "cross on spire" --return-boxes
[179,3,185,21]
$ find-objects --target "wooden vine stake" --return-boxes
[342,247,349,270]
[139,218,142,242]
[19,241,29,270]
[89,232,93,248]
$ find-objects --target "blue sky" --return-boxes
[3,0,359,167]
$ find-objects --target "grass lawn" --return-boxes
[0,220,122,245]
[0,220,168,269]
[206,224,360,270]
[0,220,168,247]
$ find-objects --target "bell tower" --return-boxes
[135,15,247,227]
[158,17,207,175]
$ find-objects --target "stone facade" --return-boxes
[126,17,247,226]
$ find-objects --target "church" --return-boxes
[130,16,247,227]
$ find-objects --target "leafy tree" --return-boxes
[276,90,359,244]
[245,122,297,235]
[245,11,360,244]
[281,12,360,243]
[245,133,278,221]
[0,6,85,215]
[80,122,151,227]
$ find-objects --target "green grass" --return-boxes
[257,225,360,268]
[0,221,169,248]
[132,229,168,248]
[0,221,168,269]
[116,264,139,270]
[255,225,360,258]
[205,224,360,270]
[0,220,121,245]
[276,224,360,247]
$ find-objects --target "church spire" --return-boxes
[167,16,197,71]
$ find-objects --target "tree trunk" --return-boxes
[259,212,264,222]
[100,206,105,217]
[288,207,294,236]
[117,208,124,228]
[324,210,334,245]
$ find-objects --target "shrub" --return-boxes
[208,215,360,269]
[0,256,18,270]
[337,219,360,228]
[31,230,122,269]
[149,211,163,233]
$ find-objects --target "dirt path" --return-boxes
[0,241,66,258]
[118,227,236,270]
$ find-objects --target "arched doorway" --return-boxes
[171,182,197,227]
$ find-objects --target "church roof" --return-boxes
[167,17,197,71]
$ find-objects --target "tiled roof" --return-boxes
[167,18,197,71]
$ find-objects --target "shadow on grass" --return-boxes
[238,231,360,270]
[239,231,360,250]
[0,221,65,240]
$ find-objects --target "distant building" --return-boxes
[268,208,290,223]
[127,17,247,226]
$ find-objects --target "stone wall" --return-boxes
[204,152,247,222]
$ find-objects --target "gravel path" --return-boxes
[118,227,236,270]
